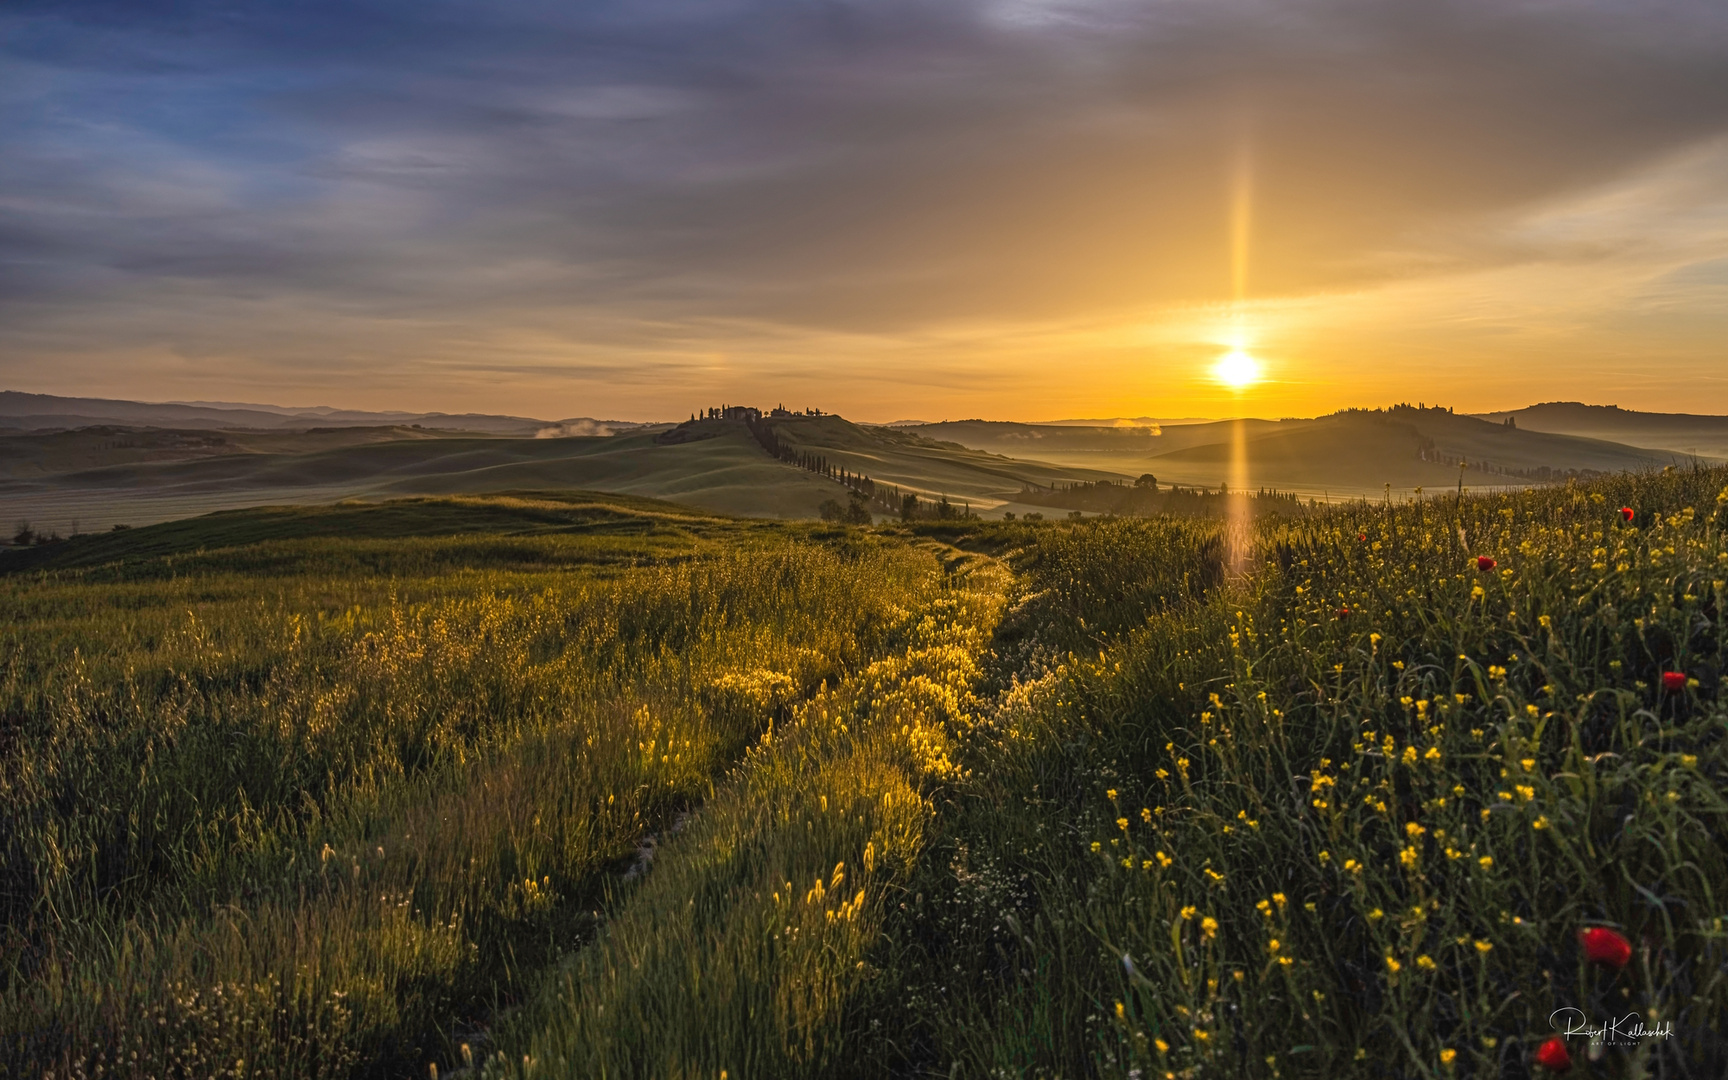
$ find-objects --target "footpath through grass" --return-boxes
[4,472,1726,1079]
[873,468,1728,1079]
[0,496,955,1076]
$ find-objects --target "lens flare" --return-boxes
[1213,349,1261,390]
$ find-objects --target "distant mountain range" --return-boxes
[0,391,654,438]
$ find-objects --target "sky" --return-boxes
[3,0,1727,422]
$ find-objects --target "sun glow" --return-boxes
[1213,349,1261,390]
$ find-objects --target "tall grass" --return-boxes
[881,469,1728,1078]
[0,523,944,1076]
[487,557,1011,1077]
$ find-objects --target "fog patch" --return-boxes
[536,419,616,438]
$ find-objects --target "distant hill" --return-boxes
[905,406,1673,498]
[758,413,1124,515]
[1476,402,1728,461]
[0,424,853,534]
[0,391,655,437]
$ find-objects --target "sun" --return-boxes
[1212,349,1262,390]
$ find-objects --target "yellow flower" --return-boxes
[1091,841,1102,853]
[1272,892,1288,909]
[1180,905,1197,921]
[1156,851,1173,868]
[1475,940,1493,954]
[1385,955,1402,974]
[1368,908,1384,922]
[1115,1001,1126,1020]
[1520,757,1536,772]
[1141,807,1153,823]
[1399,845,1421,869]
[1201,917,1219,939]
[1416,955,1436,970]
[1405,822,1426,838]
[1533,815,1551,830]
[1107,789,1118,800]
[1117,817,1130,831]
[1155,1038,1169,1054]
[1193,1028,1210,1042]
[1440,1048,1457,1066]
[1268,938,1281,953]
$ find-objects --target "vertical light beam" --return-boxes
[1226,138,1254,576]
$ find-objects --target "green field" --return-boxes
[3,470,1725,1078]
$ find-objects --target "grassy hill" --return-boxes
[0,424,859,534]
[762,413,1125,511]
[1479,401,1728,461]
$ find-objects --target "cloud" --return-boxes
[2,0,1727,416]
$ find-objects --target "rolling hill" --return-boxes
[1477,402,1728,461]
[0,391,654,437]
[0,415,1132,535]
[901,406,1674,498]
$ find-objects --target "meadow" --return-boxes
[2,469,1725,1079]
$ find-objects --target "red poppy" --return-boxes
[1476,555,1497,572]
[1662,671,1687,693]
[1534,1037,1571,1072]
[1620,507,1634,522]
[1358,532,1368,542]
[1579,927,1632,968]
[1337,607,1350,619]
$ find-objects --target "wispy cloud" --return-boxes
[3,0,1726,417]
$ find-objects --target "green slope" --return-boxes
[764,414,1125,509]
[0,490,730,575]
[0,427,855,533]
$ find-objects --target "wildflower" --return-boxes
[1475,939,1493,953]
[1156,851,1173,868]
[1180,905,1197,921]
[1337,607,1350,619]
[1533,815,1550,830]
[1117,817,1130,831]
[1662,671,1687,693]
[1368,908,1384,921]
[1273,892,1287,909]
[1142,807,1153,823]
[1257,899,1273,917]
[1534,1036,1572,1072]
[1399,845,1421,869]
[1620,506,1634,522]
[1155,1038,1169,1053]
[1580,927,1632,968]
[1358,532,1368,542]
[1440,1048,1457,1067]
[1476,556,1497,572]
[1385,954,1401,973]
[1201,916,1219,939]
[1107,789,1118,800]
[1091,842,1102,853]
[1405,822,1426,839]
[1416,955,1436,970]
